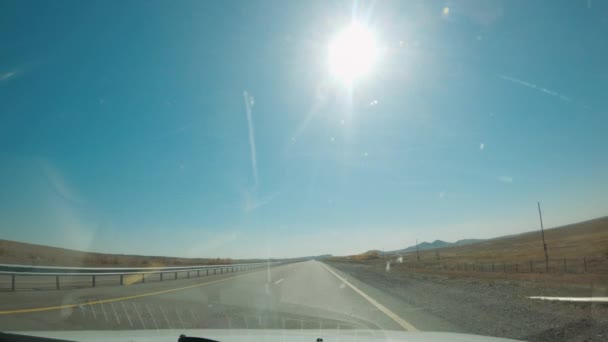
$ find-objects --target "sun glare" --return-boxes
[328,22,378,85]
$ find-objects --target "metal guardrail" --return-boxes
[0,262,283,291]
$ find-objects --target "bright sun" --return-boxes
[328,22,378,85]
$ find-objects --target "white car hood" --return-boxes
[10,329,522,342]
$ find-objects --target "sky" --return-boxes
[1,0,607,259]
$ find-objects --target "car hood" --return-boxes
[8,329,522,342]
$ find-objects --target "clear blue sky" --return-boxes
[1,1,606,259]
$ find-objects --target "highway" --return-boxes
[0,261,419,332]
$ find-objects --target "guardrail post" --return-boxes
[206,269,209,276]
[142,273,145,283]
[11,274,15,291]
[231,266,234,272]
[197,270,200,277]
[92,275,96,288]
[56,276,60,290]
[584,257,587,273]
[120,274,124,285]
[214,269,216,275]
[175,271,178,280]
[187,271,190,279]
[160,272,163,281]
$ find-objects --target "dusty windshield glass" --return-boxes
[1,1,607,342]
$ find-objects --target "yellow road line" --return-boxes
[320,262,419,332]
[0,272,253,315]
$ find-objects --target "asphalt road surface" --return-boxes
[0,261,434,332]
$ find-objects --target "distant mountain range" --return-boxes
[381,239,485,255]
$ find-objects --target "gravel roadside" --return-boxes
[327,260,608,342]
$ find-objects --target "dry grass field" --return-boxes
[429,216,608,262]
[330,216,608,278]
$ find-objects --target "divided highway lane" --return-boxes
[0,261,413,332]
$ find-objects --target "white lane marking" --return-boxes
[274,278,284,285]
[320,262,419,332]
[529,296,608,303]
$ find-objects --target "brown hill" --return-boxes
[342,216,608,268]
[0,239,236,267]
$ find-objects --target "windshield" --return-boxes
[1,1,607,341]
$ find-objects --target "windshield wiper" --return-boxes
[178,334,221,342]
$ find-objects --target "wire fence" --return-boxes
[393,256,608,274]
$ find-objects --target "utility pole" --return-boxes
[537,202,549,273]
[416,239,420,261]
